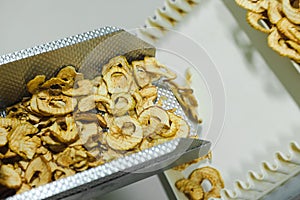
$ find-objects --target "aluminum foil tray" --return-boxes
[0,26,211,199]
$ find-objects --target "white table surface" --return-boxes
[0,0,299,199]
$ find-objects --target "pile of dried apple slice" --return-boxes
[0,56,201,197]
[236,0,300,63]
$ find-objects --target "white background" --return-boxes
[0,0,299,199]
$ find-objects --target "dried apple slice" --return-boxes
[36,91,77,116]
[268,0,283,24]
[101,56,131,76]
[0,127,8,147]
[56,147,88,171]
[111,93,135,116]
[277,17,300,43]
[247,11,271,33]
[103,67,133,94]
[132,61,151,88]
[26,75,46,94]
[282,0,300,24]
[139,85,158,98]
[175,179,204,200]
[268,28,300,62]
[106,116,143,151]
[176,166,224,200]
[144,57,177,81]
[168,111,189,138]
[78,95,111,112]
[138,106,170,126]
[189,167,225,199]
[48,162,75,181]
[138,106,170,137]
[56,65,81,86]
[0,165,22,189]
[48,116,79,144]
[7,123,40,160]
[25,156,51,188]
[63,79,93,96]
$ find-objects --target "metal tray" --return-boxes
[0,26,211,199]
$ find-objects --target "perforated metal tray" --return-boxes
[0,26,211,200]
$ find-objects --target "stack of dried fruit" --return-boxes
[236,0,300,63]
[0,56,201,197]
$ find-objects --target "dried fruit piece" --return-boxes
[138,106,169,126]
[287,39,300,53]
[29,94,41,114]
[277,17,300,43]
[176,166,224,200]
[168,111,190,138]
[160,118,178,138]
[40,77,69,91]
[144,57,177,81]
[41,133,66,153]
[77,122,99,148]
[26,75,46,94]
[74,112,98,122]
[247,11,271,33]
[139,85,158,98]
[18,161,29,171]
[63,79,93,96]
[73,160,88,172]
[103,67,133,94]
[88,159,105,168]
[6,102,41,123]
[133,91,156,115]
[175,179,204,200]
[138,106,170,137]
[189,167,225,199]
[78,95,97,112]
[132,61,151,88]
[86,147,102,161]
[268,28,300,62]
[25,156,51,188]
[0,127,8,147]
[48,162,75,180]
[7,123,40,159]
[282,0,300,24]
[78,95,111,112]
[106,116,143,151]
[48,116,79,143]
[101,56,131,76]
[93,79,108,96]
[0,165,22,189]
[56,65,80,86]
[268,0,283,24]
[111,93,135,116]
[35,91,77,116]
[55,147,88,171]
[0,118,21,130]
[168,82,198,121]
